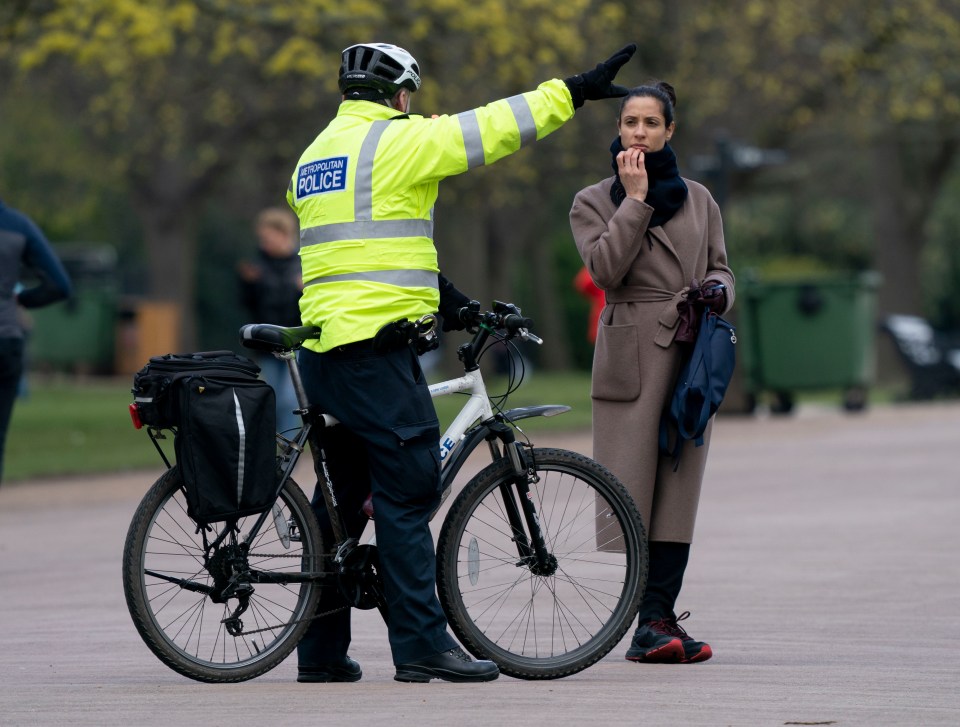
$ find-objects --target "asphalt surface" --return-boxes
[1,402,959,726]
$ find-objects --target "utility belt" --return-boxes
[334,314,439,356]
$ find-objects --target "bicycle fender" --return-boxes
[501,404,570,422]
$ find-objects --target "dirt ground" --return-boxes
[1,403,959,726]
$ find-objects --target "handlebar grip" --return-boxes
[502,314,535,333]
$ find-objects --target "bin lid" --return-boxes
[53,243,118,280]
[740,270,882,295]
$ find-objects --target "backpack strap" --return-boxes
[659,408,685,472]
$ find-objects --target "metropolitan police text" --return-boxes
[297,157,348,199]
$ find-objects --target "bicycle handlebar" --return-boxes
[457,300,540,343]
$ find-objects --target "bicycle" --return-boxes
[122,303,647,682]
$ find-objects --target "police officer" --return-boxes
[287,41,636,683]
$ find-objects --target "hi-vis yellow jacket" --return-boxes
[286,78,575,352]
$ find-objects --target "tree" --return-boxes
[2,0,636,357]
[666,0,960,318]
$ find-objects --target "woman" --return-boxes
[569,82,734,664]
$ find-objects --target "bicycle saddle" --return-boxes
[239,324,322,353]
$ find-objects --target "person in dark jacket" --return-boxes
[0,197,73,483]
[238,207,303,434]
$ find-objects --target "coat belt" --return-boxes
[603,285,690,348]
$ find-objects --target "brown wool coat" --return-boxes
[570,176,735,543]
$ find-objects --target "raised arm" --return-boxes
[378,44,637,185]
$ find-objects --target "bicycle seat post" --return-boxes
[280,351,311,414]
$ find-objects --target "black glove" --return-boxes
[437,274,473,332]
[564,43,637,109]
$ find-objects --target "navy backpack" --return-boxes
[659,310,737,467]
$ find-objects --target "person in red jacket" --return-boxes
[574,266,605,344]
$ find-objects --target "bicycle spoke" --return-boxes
[440,452,645,675]
[127,472,321,676]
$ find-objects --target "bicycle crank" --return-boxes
[337,544,386,613]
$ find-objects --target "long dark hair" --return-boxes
[618,81,677,125]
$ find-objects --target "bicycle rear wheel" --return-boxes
[122,466,323,682]
[436,448,647,679]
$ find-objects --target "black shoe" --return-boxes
[395,646,500,683]
[671,612,713,663]
[625,611,712,664]
[297,656,362,683]
[625,619,684,663]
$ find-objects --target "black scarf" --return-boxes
[609,138,688,229]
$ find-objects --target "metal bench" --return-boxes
[881,315,960,399]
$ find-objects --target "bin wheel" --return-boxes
[843,387,868,412]
[770,391,795,415]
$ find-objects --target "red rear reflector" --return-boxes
[129,403,143,430]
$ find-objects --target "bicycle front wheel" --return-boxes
[122,466,323,682]
[436,448,647,679]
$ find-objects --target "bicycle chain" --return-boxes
[231,604,350,637]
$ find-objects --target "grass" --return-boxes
[5,378,161,482]
[4,371,594,482]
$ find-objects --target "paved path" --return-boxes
[1,404,959,726]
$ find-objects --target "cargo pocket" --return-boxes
[591,323,641,402]
[390,419,442,500]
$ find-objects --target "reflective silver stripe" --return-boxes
[287,179,293,194]
[355,119,392,219]
[457,109,485,169]
[506,94,537,147]
[232,391,245,503]
[305,269,439,289]
[300,218,433,246]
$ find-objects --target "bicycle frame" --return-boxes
[238,326,570,559]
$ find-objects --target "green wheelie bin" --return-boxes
[737,271,881,413]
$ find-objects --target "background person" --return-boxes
[237,207,303,434]
[569,81,734,664]
[574,265,605,344]
[0,197,73,484]
[287,41,636,684]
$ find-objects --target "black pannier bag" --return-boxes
[132,351,278,524]
[175,373,278,524]
[132,351,262,429]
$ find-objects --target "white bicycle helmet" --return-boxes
[339,43,422,99]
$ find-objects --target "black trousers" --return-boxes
[0,338,24,484]
[296,344,457,666]
[637,540,691,625]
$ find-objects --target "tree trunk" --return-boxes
[133,195,200,350]
[868,132,958,384]
[435,199,490,375]
[528,225,573,372]
[492,201,573,372]
[870,143,924,318]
